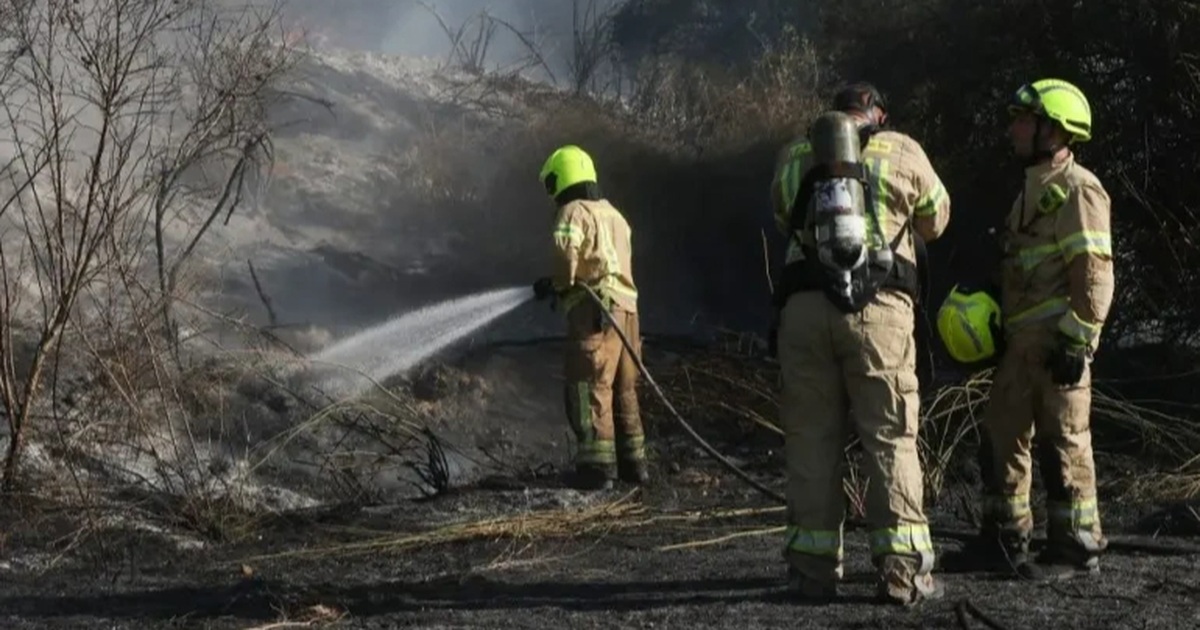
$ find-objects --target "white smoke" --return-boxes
[281,0,624,83]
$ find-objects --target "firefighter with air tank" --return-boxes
[769,82,951,606]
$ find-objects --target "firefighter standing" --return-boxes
[770,82,951,605]
[941,79,1114,579]
[532,145,648,491]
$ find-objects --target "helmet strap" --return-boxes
[1026,116,1059,166]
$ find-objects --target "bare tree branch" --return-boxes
[0,0,298,493]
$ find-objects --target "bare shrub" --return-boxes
[918,371,993,499]
[416,1,557,84]
[566,0,619,96]
[0,0,298,496]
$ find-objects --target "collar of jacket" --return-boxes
[1024,149,1074,178]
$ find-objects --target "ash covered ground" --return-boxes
[2,342,1199,630]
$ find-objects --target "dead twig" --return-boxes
[241,604,345,629]
[247,259,279,328]
[655,525,785,551]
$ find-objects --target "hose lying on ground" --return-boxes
[580,286,787,504]
[576,286,1200,557]
[956,600,1011,630]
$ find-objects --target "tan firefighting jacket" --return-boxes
[999,151,1114,348]
[770,129,951,269]
[551,198,638,313]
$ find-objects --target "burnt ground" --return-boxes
[2,341,1200,630]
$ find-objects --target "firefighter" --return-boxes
[769,82,951,605]
[941,79,1114,580]
[532,145,647,491]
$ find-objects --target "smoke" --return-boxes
[282,0,624,83]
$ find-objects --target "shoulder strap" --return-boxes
[787,160,872,243]
[787,123,880,238]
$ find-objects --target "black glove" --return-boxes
[767,310,780,359]
[1046,334,1088,386]
[532,277,555,301]
[988,314,1006,361]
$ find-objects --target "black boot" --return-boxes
[570,464,614,491]
[618,458,650,484]
[1015,543,1101,582]
[787,566,837,605]
[939,530,1029,574]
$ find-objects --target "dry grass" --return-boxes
[643,341,1200,506]
[918,369,994,497]
[242,604,345,629]
[238,491,784,564]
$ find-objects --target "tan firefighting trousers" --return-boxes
[563,298,645,472]
[778,289,934,586]
[980,326,1105,558]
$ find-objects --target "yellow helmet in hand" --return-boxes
[937,284,1003,364]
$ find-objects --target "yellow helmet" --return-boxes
[539,145,597,198]
[1008,78,1092,143]
[937,284,1002,364]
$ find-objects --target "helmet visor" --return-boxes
[1008,83,1043,115]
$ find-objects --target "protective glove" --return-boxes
[1046,334,1088,386]
[987,314,1006,361]
[532,277,555,301]
[767,310,780,359]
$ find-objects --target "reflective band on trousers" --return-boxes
[1049,497,1099,528]
[618,434,646,460]
[1058,308,1102,345]
[984,494,1032,521]
[1007,297,1069,328]
[577,438,616,465]
[869,524,934,557]
[569,382,615,466]
[784,526,843,559]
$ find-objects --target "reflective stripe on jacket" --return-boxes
[551,198,638,313]
[1000,152,1114,347]
[769,129,951,269]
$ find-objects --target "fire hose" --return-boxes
[576,285,1200,559]
[579,285,787,504]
